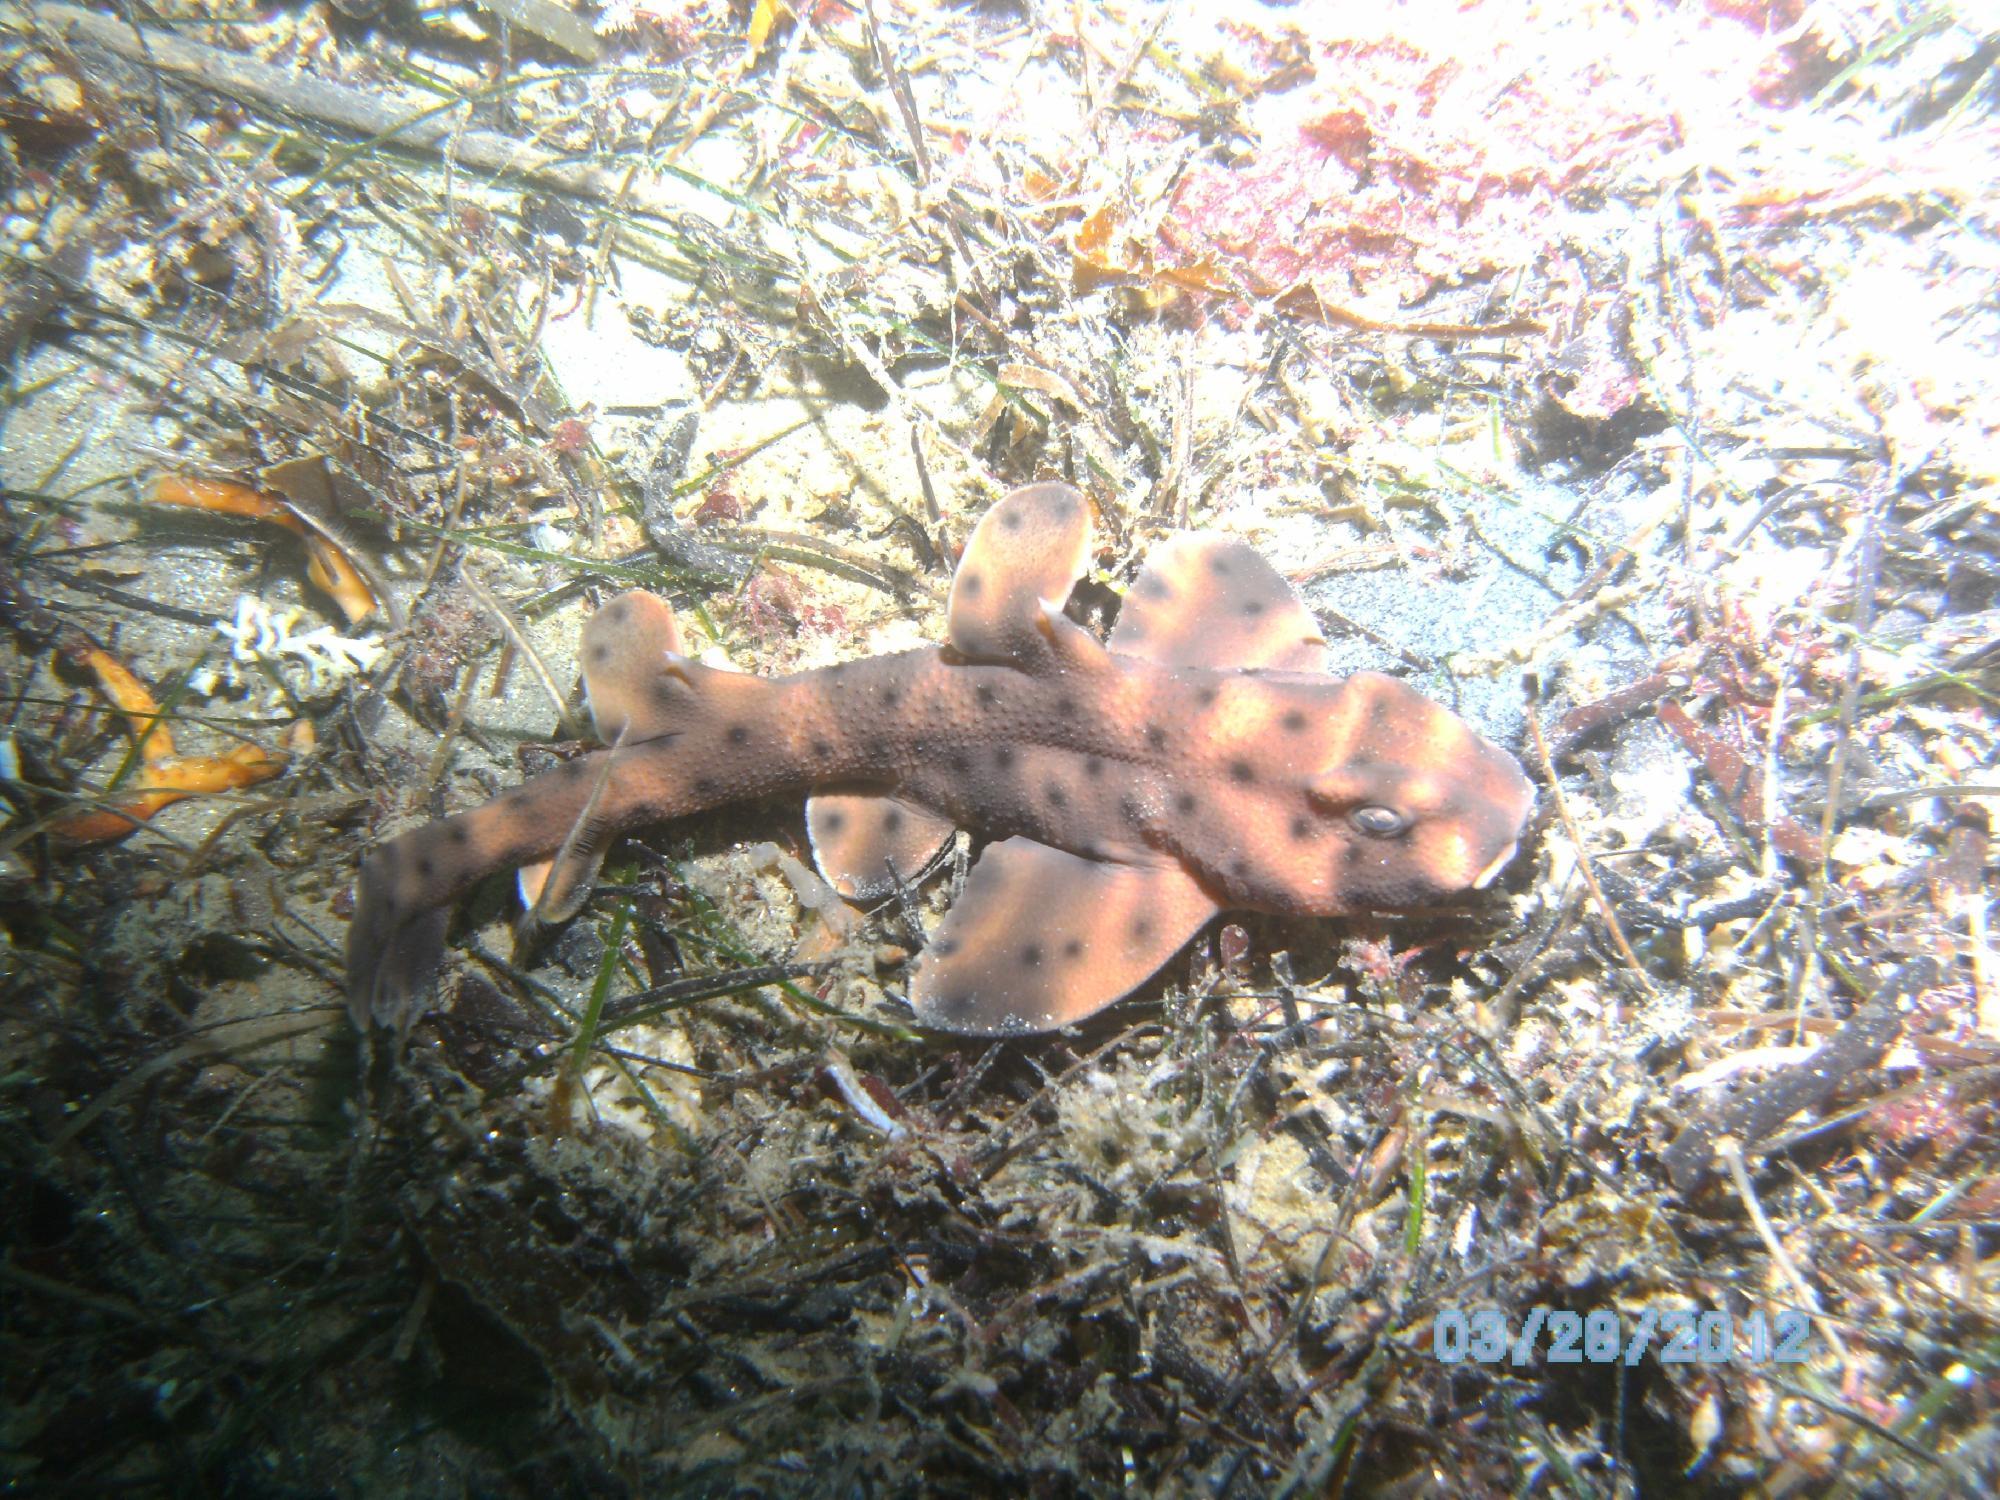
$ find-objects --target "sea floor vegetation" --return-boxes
[1,0,1996,1493]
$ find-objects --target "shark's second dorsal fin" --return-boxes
[1109,534,1327,672]
[512,590,690,944]
[946,483,1094,667]
[581,589,693,742]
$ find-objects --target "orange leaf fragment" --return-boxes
[52,645,292,843]
[1021,165,1065,202]
[1069,198,1235,309]
[50,743,289,844]
[746,0,789,57]
[295,533,378,627]
[153,475,300,529]
[150,475,379,625]
[81,647,175,762]
[49,799,177,844]
[145,742,290,793]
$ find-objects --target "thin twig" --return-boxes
[460,572,576,734]
[1717,1136,1853,1372]
[1523,680,1660,1001]
[865,0,932,185]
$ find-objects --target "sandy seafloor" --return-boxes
[1,0,1997,1494]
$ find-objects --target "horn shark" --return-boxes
[347,483,1533,1036]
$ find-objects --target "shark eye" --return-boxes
[1349,805,1407,838]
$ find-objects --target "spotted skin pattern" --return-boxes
[347,483,1535,1036]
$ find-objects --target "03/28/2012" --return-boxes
[1431,1305,1814,1367]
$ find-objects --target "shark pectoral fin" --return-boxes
[581,589,690,742]
[910,837,1218,1035]
[1109,534,1327,672]
[946,482,1094,665]
[516,742,623,938]
[806,792,955,900]
[516,858,555,909]
[517,835,610,931]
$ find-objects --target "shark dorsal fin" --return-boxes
[1109,534,1326,672]
[946,483,1094,667]
[581,590,692,742]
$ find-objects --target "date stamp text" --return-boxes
[1431,1306,1815,1366]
